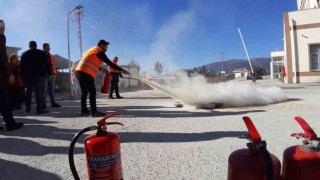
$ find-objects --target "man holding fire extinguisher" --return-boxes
[75,39,129,117]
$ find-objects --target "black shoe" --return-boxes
[6,122,24,131]
[90,111,105,117]
[109,96,115,99]
[80,110,91,116]
[116,96,123,99]
[43,104,47,109]
[0,126,3,131]
[36,110,49,114]
[25,109,31,113]
[51,103,61,108]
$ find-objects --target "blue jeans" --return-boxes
[43,76,56,105]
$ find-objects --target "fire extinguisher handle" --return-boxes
[242,116,262,143]
[311,140,320,151]
[97,112,120,126]
[106,122,124,126]
[293,117,318,141]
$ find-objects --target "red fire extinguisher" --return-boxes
[228,116,281,180]
[101,73,111,94]
[282,117,320,180]
[69,112,124,180]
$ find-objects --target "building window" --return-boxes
[272,56,284,62]
[310,44,320,71]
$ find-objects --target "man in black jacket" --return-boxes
[0,19,23,131]
[21,41,49,114]
[108,57,123,99]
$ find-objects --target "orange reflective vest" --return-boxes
[49,54,57,75]
[108,59,120,73]
[75,46,103,78]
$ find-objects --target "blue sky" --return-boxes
[0,0,296,73]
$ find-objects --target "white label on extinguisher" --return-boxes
[88,152,120,167]
[88,152,122,179]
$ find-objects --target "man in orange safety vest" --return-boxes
[75,39,129,117]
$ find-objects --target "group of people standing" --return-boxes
[0,19,61,131]
[1,18,129,131]
[21,41,61,114]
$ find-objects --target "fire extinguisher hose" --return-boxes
[257,145,274,180]
[69,126,98,180]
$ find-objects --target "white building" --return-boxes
[283,2,320,83]
[6,46,21,59]
[270,51,285,80]
[233,68,249,79]
[297,0,320,10]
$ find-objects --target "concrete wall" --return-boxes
[119,65,139,88]
[284,8,320,83]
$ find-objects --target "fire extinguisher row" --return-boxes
[68,113,320,180]
[228,116,320,180]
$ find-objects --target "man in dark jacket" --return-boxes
[108,57,123,99]
[0,19,23,131]
[20,41,49,114]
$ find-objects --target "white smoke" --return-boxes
[144,72,287,107]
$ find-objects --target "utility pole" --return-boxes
[220,52,224,72]
[67,5,83,98]
[75,6,84,58]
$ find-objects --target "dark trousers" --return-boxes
[76,71,97,113]
[7,86,24,110]
[25,77,46,112]
[109,80,120,97]
[0,81,17,128]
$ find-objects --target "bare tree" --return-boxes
[154,61,163,76]
[128,59,141,73]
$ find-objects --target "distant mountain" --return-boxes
[196,57,271,74]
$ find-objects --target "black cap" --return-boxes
[29,41,37,48]
[97,39,109,46]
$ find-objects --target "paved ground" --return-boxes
[1,79,320,179]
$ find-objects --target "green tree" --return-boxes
[253,67,266,76]
[198,66,208,75]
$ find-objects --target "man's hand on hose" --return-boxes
[122,69,130,74]
[101,67,109,74]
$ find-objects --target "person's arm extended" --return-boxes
[96,52,123,71]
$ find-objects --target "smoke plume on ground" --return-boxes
[144,73,287,108]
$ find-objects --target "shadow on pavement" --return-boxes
[0,118,85,156]
[12,102,266,118]
[0,159,61,180]
[286,98,301,102]
[119,131,245,143]
[123,97,172,100]
[108,107,266,118]
[0,137,83,156]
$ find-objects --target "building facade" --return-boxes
[6,46,21,59]
[297,0,320,10]
[270,51,285,80]
[233,68,249,79]
[283,5,320,83]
